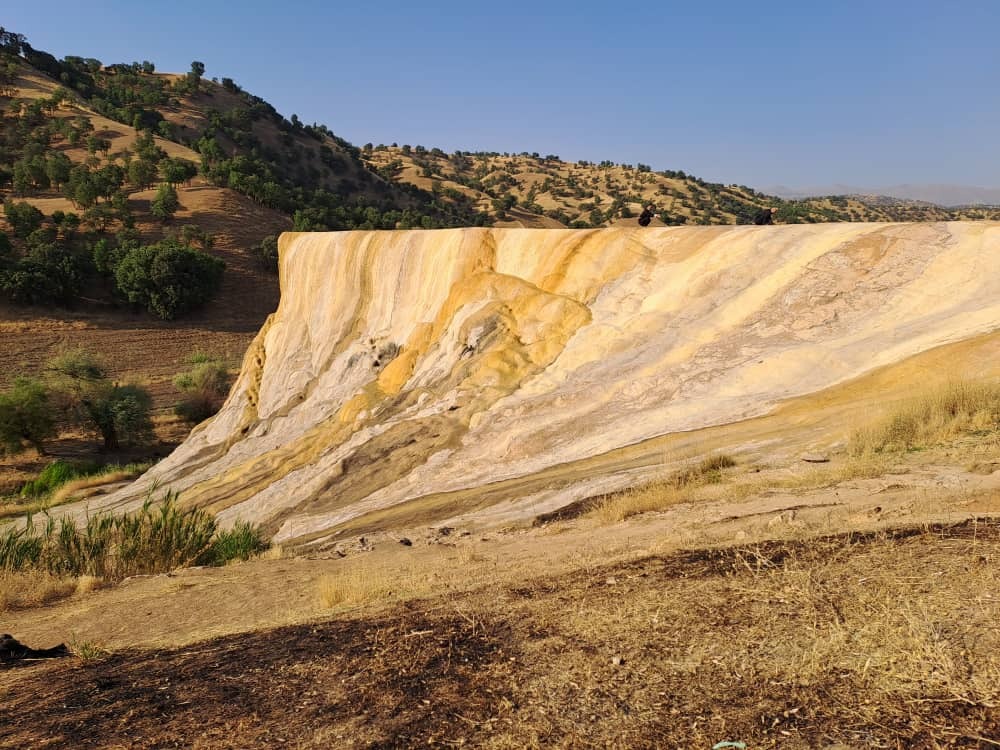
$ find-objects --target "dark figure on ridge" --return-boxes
[638,204,656,227]
[753,207,777,225]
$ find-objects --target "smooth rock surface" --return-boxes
[85,224,1000,543]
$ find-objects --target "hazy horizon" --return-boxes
[5,0,998,192]
[767,183,1000,207]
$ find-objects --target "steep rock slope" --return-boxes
[87,223,1000,542]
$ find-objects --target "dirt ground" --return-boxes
[2,517,999,749]
[2,433,999,748]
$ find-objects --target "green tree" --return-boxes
[133,130,164,165]
[161,158,198,186]
[88,384,154,450]
[127,158,158,190]
[0,232,13,266]
[3,201,44,238]
[175,224,214,251]
[93,163,125,201]
[0,377,56,455]
[65,165,99,209]
[15,243,87,304]
[45,152,72,188]
[114,239,225,320]
[45,349,153,451]
[85,135,111,156]
[151,182,180,222]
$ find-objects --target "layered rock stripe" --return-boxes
[87,224,1000,544]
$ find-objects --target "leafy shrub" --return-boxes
[199,521,269,565]
[251,234,278,273]
[114,239,225,319]
[174,354,231,423]
[0,377,55,455]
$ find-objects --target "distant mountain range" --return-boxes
[766,184,1000,208]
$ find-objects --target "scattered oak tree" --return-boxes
[150,182,179,222]
[46,348,154,451]
[114,239,224,320]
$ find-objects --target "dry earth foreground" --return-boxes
[2,518,1000,748]
[63,222,1000,544]
[4,222,1000,748]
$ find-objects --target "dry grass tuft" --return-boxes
[727,453,895,500]
[317,565,396,608]
[0,570,78,611]
[75,574,104,595]
[588,483,688,524]
[257,544,285,561]
[49,469,143,505]
[70,638,110,661]
[588,454,736,523]
[850,379,1000,456]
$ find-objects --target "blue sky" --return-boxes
[6,1,998,190]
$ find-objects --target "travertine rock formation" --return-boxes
[93,224,1000,543]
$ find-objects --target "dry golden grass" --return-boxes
[726,453,895,501]
[0,570,78,611]
[48,469,143,505]
[588,454,736,523]
[75,575,104,595]
[257,544,286,561]
[493,521,1000,746]
[850,379,1000,456]
[715,530,1000,711]
[316,565,397,608]
[5,521,1000,747]
[316,545,508,611]
[0,499,40,520]
[587,482,690,524]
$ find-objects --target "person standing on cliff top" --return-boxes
[753,207,778,225]
[638,204,656,227]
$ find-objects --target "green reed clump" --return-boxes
[200,520,270,566]
[0,492,268,581]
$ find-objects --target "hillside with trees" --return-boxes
[360,146,1000,227]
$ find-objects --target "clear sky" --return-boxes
[6,0,998,190]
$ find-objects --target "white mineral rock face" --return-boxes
[90,224,1000,543]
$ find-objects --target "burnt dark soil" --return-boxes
[2,519,999,749]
